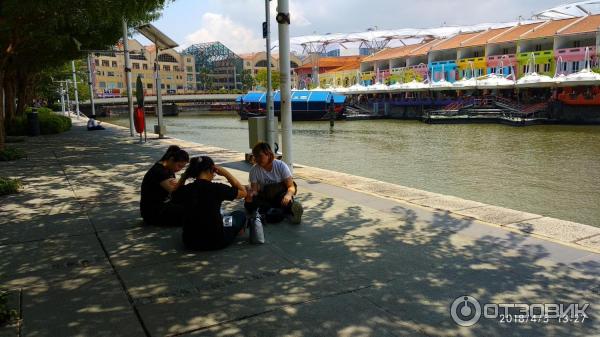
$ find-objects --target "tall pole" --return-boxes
[65,80,71,117]
[87,53,96,117]
[71,60,81,117]
[265,0,275,150]
[60,83,66,115]
[277,0,292,170]
[155,39,165,138]
[122,18,134,136]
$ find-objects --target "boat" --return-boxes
[237,90,347,121]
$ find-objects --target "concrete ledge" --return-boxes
[506,217,600,243]
[95,119,600,253]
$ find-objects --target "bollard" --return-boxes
[26,109,41,137]
[329,96,335,130]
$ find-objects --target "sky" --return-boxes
[133,0,571,54]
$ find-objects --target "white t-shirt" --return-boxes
[249,159,292,186]
[87,119,99,128]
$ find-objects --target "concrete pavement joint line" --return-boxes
[53,149,153,337]
[165,283,378,337]
[573,233,600,244]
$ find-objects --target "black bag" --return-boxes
[265,207,285,223]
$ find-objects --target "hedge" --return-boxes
[7,108,71,136]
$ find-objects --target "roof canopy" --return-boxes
[535,1,600,19]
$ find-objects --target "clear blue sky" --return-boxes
[133,0,568,54]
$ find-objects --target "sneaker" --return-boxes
[290,201,303,224]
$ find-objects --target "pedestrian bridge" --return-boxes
[81,94,240,106]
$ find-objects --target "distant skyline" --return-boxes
[133,0,570,54]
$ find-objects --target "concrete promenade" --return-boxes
[1,119,599,337]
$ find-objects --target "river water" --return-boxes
[102,112,600,227]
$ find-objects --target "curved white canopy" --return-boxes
[535,1,600,19]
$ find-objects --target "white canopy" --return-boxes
[535,1,600,19]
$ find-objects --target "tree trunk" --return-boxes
[0,69,5,152]
[15,69,31,117]
[3,75,16,127]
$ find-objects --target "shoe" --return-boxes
[290,201,303,224]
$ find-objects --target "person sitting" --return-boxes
[87,117,105,131]
[245,142,303,224]
[140,145,189,226]
[174,156,247,251]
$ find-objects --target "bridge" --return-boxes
[81,94,240,106]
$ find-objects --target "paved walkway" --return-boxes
[1,119,599,337]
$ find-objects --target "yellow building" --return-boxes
[91,39,196,97]
[239,52,303,89]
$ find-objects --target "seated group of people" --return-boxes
[140,142,303,251]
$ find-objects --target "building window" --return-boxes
[107,71,115,77]
[166,75,173,80]
[158,54,178,63]
[147,83,153,89]
[133,63,140,70]
[187,57,192,62]
[112,61,118,67]
[99,82,106,88]
[544,63,551,72]
[143,64,148,70]
[96,71,102,76]
[186,66,193,72]
[102,60,110,67]
[117,82,123,88]
[161,84,165,89]
[574,41,581,48]
[94,59,99,66]
[474,51,480,57]
[502,48,509,55]
[572,61,580,72]
[187,74,194,81]
[535,44,542,52]
[163,65,170,71]
[174,66,179,72]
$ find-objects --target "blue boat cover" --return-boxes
[238,90,346,105]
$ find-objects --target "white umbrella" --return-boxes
[452,77,478,90]
[430,78,453,91]
[559,68,600,86]
[366,82,390,93]
[516,72,556,88]
[401,79,431,91]
[477,74,515,89]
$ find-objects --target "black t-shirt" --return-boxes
[140,163,175,220]
[174,179,238,249]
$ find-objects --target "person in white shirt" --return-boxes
[87,116,105,131]
[245,142,303,224]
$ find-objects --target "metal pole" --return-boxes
[71,61,81,117]
[155,39,165,138]
[277,0,292,170]
[265,0,275,150]
[122,18,134,136]
[60,83,66,115]
[65,80,71,117]
[87,53,96,117]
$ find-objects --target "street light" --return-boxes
[136,23,179,139]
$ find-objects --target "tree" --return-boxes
[0,0,171,150]
[255,69,281,90]
[241,69,255,91]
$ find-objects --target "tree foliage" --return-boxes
[0,0,171,150]
[255,68,281,90]
[241,69,255,91]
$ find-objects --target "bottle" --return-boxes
[249,210,265,244]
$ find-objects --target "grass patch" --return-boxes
[0,290,18,326]
[0,177,22,196]
[0,147,26,161]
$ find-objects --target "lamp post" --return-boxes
[276,0,292,170]
[123,19,135,136]
[86,53,96,117]
[265,0,275,150]
[71,61,81,117]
